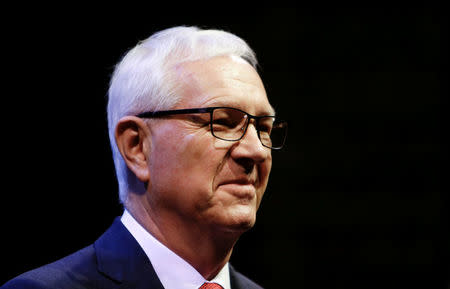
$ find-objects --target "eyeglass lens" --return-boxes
[211,108,286,149]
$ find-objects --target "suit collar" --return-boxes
[93,217,259,289]
[230,264,264,289]
[94,217,165,289]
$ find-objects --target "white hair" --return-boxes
[107,26,258,204]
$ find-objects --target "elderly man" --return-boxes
[2,26,287,289]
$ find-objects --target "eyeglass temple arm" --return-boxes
[137,107,212,118]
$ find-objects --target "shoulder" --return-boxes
[1,245,107,289]
[229,265,264,289]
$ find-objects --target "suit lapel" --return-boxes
[230,265,264,289]
[93,218,262,289]
[230,265,245,289]
[94,218,165,289]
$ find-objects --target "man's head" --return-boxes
[108,26,281,233]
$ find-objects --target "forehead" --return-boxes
[173,55,275,115]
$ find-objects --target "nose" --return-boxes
[230,123,271,165]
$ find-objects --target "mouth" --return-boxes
[218,178,256,199]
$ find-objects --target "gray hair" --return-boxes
[107,26,258,204]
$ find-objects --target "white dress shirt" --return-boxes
[121,210,231,289]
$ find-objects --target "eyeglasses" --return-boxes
[136,106,287,149]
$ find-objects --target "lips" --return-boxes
[218,178,256,199]
[220,179,255,186]
[219,177,255,186]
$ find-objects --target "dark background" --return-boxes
[1,3,448,289]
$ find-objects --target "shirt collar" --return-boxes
[121,210,231,289]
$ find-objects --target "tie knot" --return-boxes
[199,282,224,289]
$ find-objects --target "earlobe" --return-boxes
[115,116,151,183]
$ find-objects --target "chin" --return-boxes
[220,205,257,233]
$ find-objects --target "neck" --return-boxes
[125,195,241,280]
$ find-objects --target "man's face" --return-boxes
[147,55,273,233]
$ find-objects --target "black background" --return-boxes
[1,3,448,289]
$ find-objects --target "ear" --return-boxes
[115,116,151,183]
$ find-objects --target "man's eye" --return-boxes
[212,118,231,129]
[214,118,230,125]
[258,118,275,133]
[258,125,272,134]
[213,118,241,128]
[188,115,209,124]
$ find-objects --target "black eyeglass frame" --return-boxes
[136,106,287,149]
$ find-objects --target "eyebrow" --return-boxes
[205,101,276,116]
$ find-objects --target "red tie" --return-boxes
[199,282,224,289]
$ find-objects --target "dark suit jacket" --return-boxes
[2,218,263,289]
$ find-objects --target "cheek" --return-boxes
[256,157,272,201]
[262,158,272,184]
[156,133,223,190]
[181,134,220,167]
